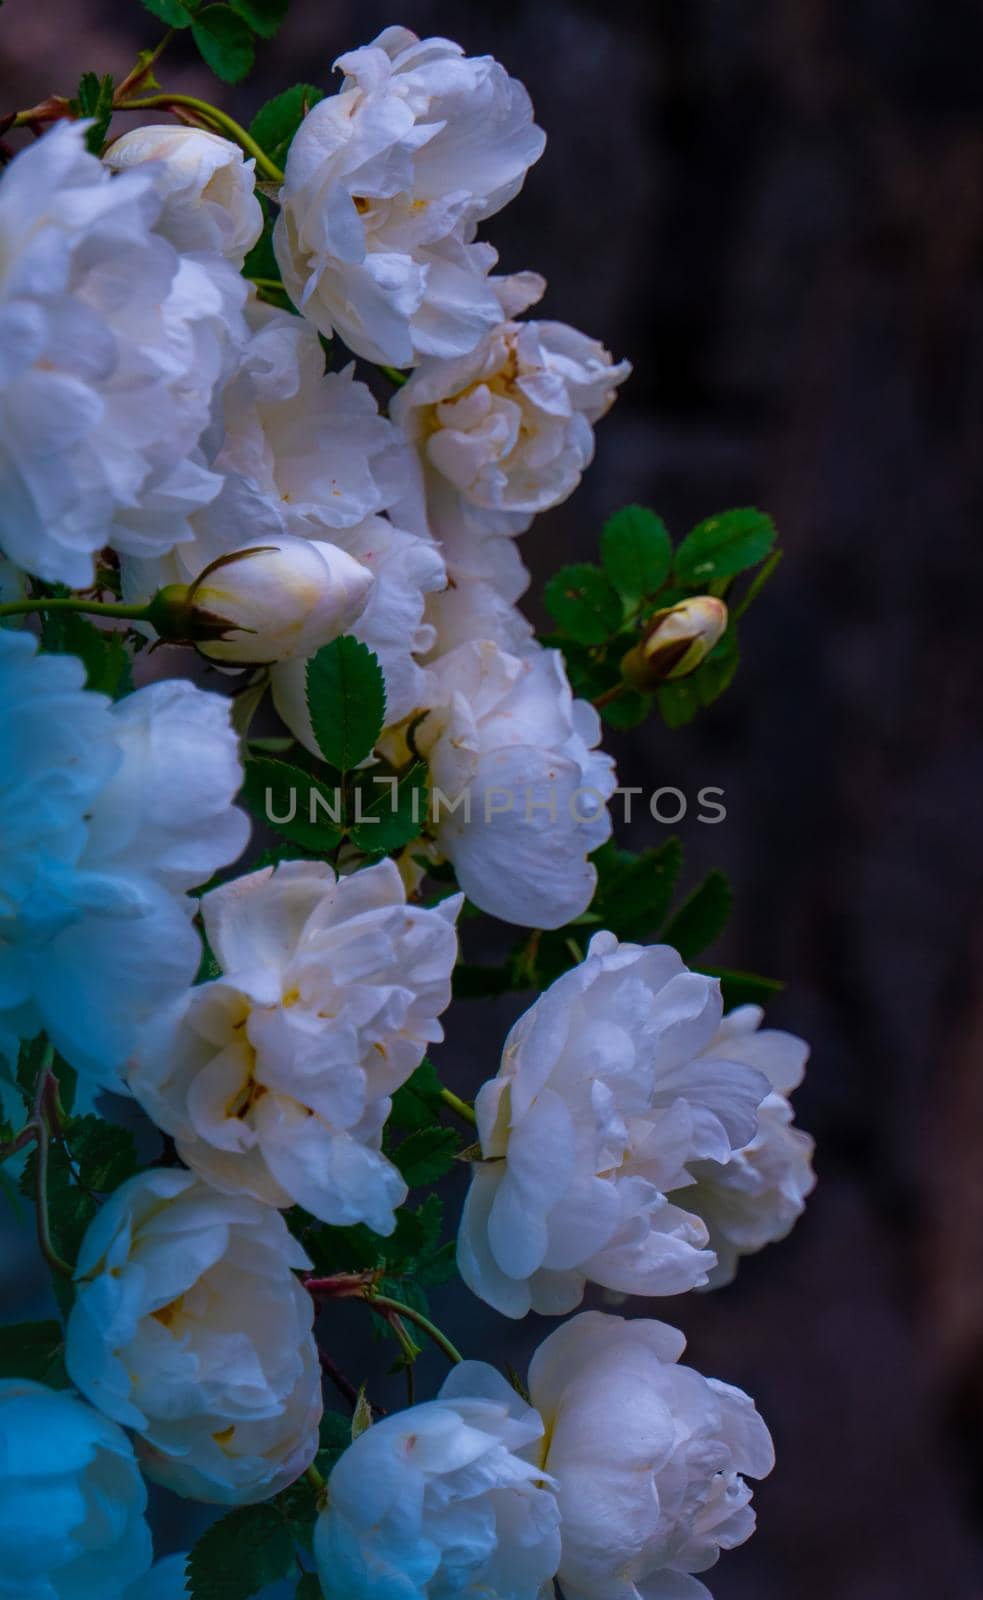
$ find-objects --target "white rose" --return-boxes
[457,934,771,1318]
[676,1005,816,1287]
[129,859,462,1235]
[406,640,615,928]
[274,26,546,365]
[0,122,247,587]
[65,1169,322,1505]
[105,125,263,265]
[392,320,630,527]
[178,534,374,663]
[314,1362,561,1600]
[0,630,248,1088]
[529,1312,774,1600]
[0,1379,153,1600]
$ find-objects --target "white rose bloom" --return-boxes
[314,1362,561,1600]
[0,121,247,587]
[186,534,374,664]
[0,629,248,1088]
[105,125,264,265]
[65,1169,322,1505]
[529,1312,774,1600]
[130,859,462,1236]
[676,1005,816,1288]
[392,320,631,527]
[457,934,771,1318]
[274,26,546,366]
[407,640,615,929]
[0,1379,153,1600]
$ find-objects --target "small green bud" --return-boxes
[621,596,728,688]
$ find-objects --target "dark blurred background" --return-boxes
[5,2,983,1594]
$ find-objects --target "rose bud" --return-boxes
[104,125,263,266]
[621,595,728,687]
[148,536,374,664]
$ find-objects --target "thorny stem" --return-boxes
[304,1270,380,1300]
[438,1086,477,1127]
[306,1274,463,1365]
[113,94,284,182]
[30,1047,72,1280]
[367,1293,463,1366]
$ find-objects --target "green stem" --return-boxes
[731,549,783,621]
[0,596,152,622]
[305,1463,326,1494]
[366,1293,463,1365]
[114,94,284,182]
[380,366,409,387]
[438,1085,477,1127]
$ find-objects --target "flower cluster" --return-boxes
[0,20,814,1600]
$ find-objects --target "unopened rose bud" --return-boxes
[104,126,263,265]
[148,536,374,664]
[621,595,728,688]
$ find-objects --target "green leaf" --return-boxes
[662,870,733,961]
[40,610,132,699]
[67,1116,138,1194]
[297,1575,323,1600]
[0,1321,68,1386]
[250,85,325,168]
[350,763,428,853]
[306,637,386,771]
[655,676,701,728]
[599,688,652,730]
[15,1036,48,1108]
[674,508,776,587]
[187,1505,294,1600]
[71,73,115,155]
[140,0,195,26]
[390,1126,458,1187]
[228,0,287,36]
[596,838,685,942]
[601,506,673,602]
[191,5,256,83]
[319,1409,354,1451]
[544,564,623,645]
[414,1238,457,1287]
[701,966,784,1010]
[388,1060,444,1132]
[241,757,343,851]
